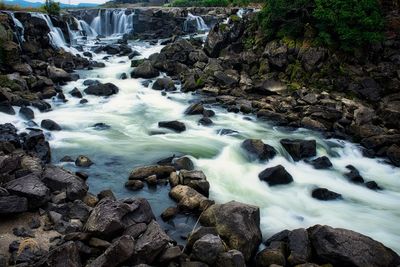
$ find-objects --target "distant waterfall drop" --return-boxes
[90,9,134,36]
[183,12,209,32]
[4,11,25,45]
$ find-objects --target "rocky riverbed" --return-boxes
[0,7,400,267]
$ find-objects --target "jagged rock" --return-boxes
[84,83,119,96]
[152,77,176,91]
[41,119,61,131]
[242,139,277,161]
[200,201,262,261]
[5,174,50,209]
[287,228,312,265]
[131,60,159,78]
[186,226,219,251]
[87,235,135,267]
[169,185,212,211]
[134,220,173,264]
[22,131,51,163]
[191,234,225,265]
[280,139,317,161]
[308,225,400,267]
[216,250,246,267]
[255,246,286,267]
[309,156,332,169]
[179,170,210,197]
[158,120,186,132]
[36,241,81,267]
[0,195,28,214]
[42,165,88,201]
[159,246,182,263]
[129,165,175,180]
[312,188,342,201]
[387,144,400,167]
[259,165,293,186]
[0,102,15,115]
[264,41,288,71]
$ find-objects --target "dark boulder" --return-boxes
[191,234,225,265]
[255,246,286,267]
[36,241,81,267]
[158,120,186,133]
[242,139,277,161]
[259,165,293,186]
[344,165,364,183]
[312,188,342,201]
[365,181,382,190]
[387,144,400,167]
[280,139,317,161]
[125,180,144,191]
[309,156,332,169]
[129,165,175,180]
[84,83,119,96]
[0,102,15,115]
[308,225,400,267]
[131,60,159,79]
[22,131,51,163]
[287,228,312,265]
[200,201,262,261]
[0,195,28,214]
[41,119,61,131]
[19,107,34,120]
[173,156,194,171]
[185,103,204,115]
[152,77,176,91]
[75,155,93,168]
[199,117,213,126]
[216,250,246,267]
[70,88,83,98]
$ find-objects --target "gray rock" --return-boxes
[0,195,28,214]
[41,119,61,131]
[242,139,277,161]
[216,250,246,267]
[191,234,225,265]
[280,139,317,161]
[36,241,81,267]
[84,83,119,96]
[129,165,175,180]
[131,60,159,78]
[288,228,312,265]
[258,165,293,186]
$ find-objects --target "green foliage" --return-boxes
[41,0,60,16]
[170,0,254,7]
[258,0,384,51]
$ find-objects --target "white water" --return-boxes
[79,19,98,37]
[90,9,134,36]
[1,22,400,253]
[184,12,209,32]
[6,11,25,44]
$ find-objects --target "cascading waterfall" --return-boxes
[183,12,209,32]
[4,11,25,45]
[90,9,134,36]
[79,19,97,37]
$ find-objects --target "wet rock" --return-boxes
[280,139,317,161]
[309,156,332,169]
[97,189,116,201]
[344,165,364,183]
[5,174,50,209]
[158,120,186,133]
[69,88,83,98]
[19,107,34,120]
[129,165,175,180]
[259,165,293,186]
[36,241,81,267]
[159,246,182,263]
[0,195,28,214]
[144,175,157,186]
[47,65,71,82]
[173,156,194,171]
[185,103,204,115]
[125,180,144,191]
[134,220,173,264]
[80,99,88,104]
[288,228,312,265]
[387,144,400,167]
[186,226,219,251]
[216,250,246,267]
[131,60,159,79]
[242,139,277,161]
[200,201,262,261]
[161,206,178,221]
[75,155,93,167]
[41,119,61,131]
[308,225,400,267]
[216,128,239,136]
[88,235,135,267]
[199,117,213,126]
[42,165,88,201]
[22,131,51,163]
[123,222,147,239]
[152,77,176,91]
[169,185,211,211]
[60,156,74,162]
[120,73,128,80]
[178,170,210,197]
[83,79,99,86]
[191,234,225,265]
[255,247,286,267]
[312,188,342,201]
[84,82,119,96]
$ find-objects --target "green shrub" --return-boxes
[41,0,60,16]
[258,0,384,51]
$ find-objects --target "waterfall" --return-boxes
[236,8,245,18]
[183,12,209,32]
[90,9,134,36]
[4,11,25,45]
[79,19,97,37]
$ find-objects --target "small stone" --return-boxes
[75,155,93,168]
[161,206,178,221]
[125,180,144,191]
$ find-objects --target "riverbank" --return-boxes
[1,8,400,267]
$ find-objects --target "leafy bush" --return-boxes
[41,0,60,16]
[258,0,384,51]
[170,0,252,7]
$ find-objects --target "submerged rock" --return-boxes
[75,155,93,168]
[344,165,364,183]
[158,120,186,133]
[19,107,35,120]
[258,165,293,186]
[312,188,342,201]
[309,156,332,169]
[41,119,62,131]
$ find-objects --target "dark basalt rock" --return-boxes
[173,156,194,171]
[344,165,364,183]
[259,165,293,186]
[19,107,35,120]
[41,119,62,131]
[22,131,51,163]
[84,82,119,96]
[0,102,15,115]
[131,60,159,79]
[70,88,83,98]
[216,250,246,267]
[36,241,81,267]
[199,117,213,126]
[242,139,277,161]
[75,155,93,168]
[191,234,225,265]
[0,195,28,214]
[309,156,332,169]
[365,181,382,190]
[185,103,204,115]
[152,77,176,91]
[287,228,312,265]
[125,180,144,191]
[158,120,186,133]
[280,139,317,161]
[312,188,342,201]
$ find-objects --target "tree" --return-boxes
[42,0,60,16]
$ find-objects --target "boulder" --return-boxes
[41,119,61,131]
[152,77,176,91]
[255,247,286,267]
[185,103,204,115]
[169,185,211,211]
[87,235,135,267]
[309,156,332,169]
[42,165,88,201]
[0,195,28,214]
[299,47,327,72]
[47,66,71,82]
[19,107,34,120]
[387,144,400,167]
[280,139,317,161]
[75,155,93,167]
[84,83,119,96]
[161,206,178,221]
[199,117,213,126]
[264,41,288,71]
[125,180,144,191]
[159,246,182,263]
[312,188,342,201]
[199,201,262,261]
[70,88,83,98]
[344,165,364,183]
[134,220,173,264]
[22,131,51,163]
[178,170,210,197]
[191,234,226,265]
[258,165,293,186]
[158,120,186,133]
[216,250,246,267]
[173,156,194,171]
[5,174,50,209]
[36,241,81,267]
[131,60,159,79]
[242,139,277,161]
[129,165,175,180]
[287,228,312,265]
[308,225,400,267]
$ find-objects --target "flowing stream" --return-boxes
[1,14,400,252]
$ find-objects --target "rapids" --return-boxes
[1,21,400,252]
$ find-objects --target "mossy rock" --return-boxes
[131,59,145,67]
